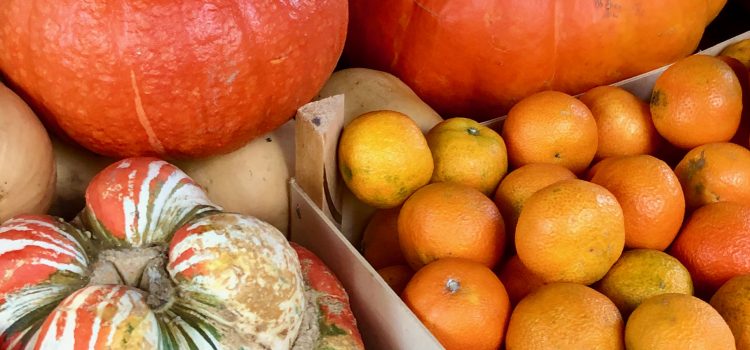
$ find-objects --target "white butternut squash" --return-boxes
[0,83,55,222]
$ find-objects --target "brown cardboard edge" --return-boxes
[289,178,444,350]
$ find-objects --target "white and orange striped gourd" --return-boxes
[0,158,305,349]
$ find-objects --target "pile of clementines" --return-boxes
[339,39,750,350]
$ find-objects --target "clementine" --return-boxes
[715,55,750,147]
[588,155,685,250]
[402,258,510,350]
[579,85,661,159]
[338,110,433,208]
[674,142,750,210]
[497,255,546,306]
[426,117,508,195]
[720,38,750,69]
[515,179,625,284]
[711,274,750,350]
[361,208,407,269]
[502,91,598,174]
[625,293,735,350]
[376,265,414,295]
[650,54,742,149]
[398,182,505,270]
[596,249,693,316]
[505,282,624,350]
[493,163,576,247]
[670,201,750,297]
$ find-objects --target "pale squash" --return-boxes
[49,137,113,219]
[316,68,443,133]
[176,127,293,234]
[0,83,55,223]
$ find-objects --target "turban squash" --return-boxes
[0,0,347,158]
[345,0,727,120]
[0,158,363,349]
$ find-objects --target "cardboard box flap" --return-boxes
[294,95,345,226]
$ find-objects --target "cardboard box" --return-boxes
[289,31,750,350]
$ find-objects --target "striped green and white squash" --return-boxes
[0,158,306,350]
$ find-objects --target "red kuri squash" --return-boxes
[345,0,726,120]
[0,0,348,158]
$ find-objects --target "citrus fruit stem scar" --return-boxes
[446,278,461,293]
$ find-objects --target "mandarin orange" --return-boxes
[502,91,598,174]
[402,258,510,350]
[650,54,742,149]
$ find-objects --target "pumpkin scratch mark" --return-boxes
[548,1,560,87]
[130,70,166,155]
[414,0,438,19]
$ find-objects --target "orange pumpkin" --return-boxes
[345,0,725,120]
[0,0,347,158]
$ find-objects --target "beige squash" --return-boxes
[49,137,114,219]
[0,83,55,222]
[177,128,292,234]
[316,68,444,132]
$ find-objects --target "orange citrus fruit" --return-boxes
[596,249,693,316]
[674,142,750,210]
[361,207,407,269]
[505,282,624,350]
[720,38,750,69]
[398,182,505,270]
[588,155,685,250]
[402,258,511,350]
[515,179,625,284]
[338,110,433,208]
[497,255,546,306]
[579,85,661,159]
[670,201,750,297]
[376,265,414,295]
[715,55,750,147]
[502,90,598,174]
[426,117,508,195]
[649,54,743,149]
[625,293,735,350]
[710,273,750,350]
[493,163,576,247]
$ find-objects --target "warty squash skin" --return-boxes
[0,0,348,158]
[345,0,726,120]
[0,83,56,223]
[291,243,365,350]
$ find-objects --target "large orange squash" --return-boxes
[345,0,725,120]
[0,0,347,158]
